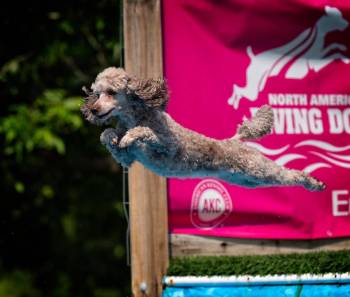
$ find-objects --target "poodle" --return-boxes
[81,67,325,191]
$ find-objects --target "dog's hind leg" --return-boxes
[233,105,274,140]
[271,167,325,191]
[227,149,325,191]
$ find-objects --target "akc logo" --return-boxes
[191,179,233,229]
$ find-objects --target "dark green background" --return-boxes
[0,1,129,296]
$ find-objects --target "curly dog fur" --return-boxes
[81,67,325,191]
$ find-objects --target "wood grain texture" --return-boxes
[171,234,350,257]
[123,1,168,297]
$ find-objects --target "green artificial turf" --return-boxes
[168,250,350,276]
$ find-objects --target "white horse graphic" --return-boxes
[228,6,349,109]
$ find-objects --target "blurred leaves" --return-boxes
[0,1,129,296]
[0,55,28,80]
[0,90,82,160]
[0,271,39,297]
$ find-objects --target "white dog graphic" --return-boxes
[228,6,349,109]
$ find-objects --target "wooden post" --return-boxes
[123,1,169,297]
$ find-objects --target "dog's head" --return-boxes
[81,67,169,125]
[323,6,348,32]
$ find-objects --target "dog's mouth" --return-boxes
[96,108,115,119]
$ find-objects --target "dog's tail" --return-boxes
[233,105,274,140]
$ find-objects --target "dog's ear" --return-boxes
[126,76,169,109]
[325,6,341,17]
[82,86,93,98]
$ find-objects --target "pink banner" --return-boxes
[163,0,350,239]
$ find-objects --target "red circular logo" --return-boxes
[191,179,233,229]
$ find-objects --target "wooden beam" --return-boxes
[123,1,168,297]
[171,234,350,257]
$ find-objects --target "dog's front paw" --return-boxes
[119,135,135,148]
[100,128,119,146]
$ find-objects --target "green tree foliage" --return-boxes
[0,90,82,159]
[0,1,129,296]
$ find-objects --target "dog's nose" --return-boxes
[91,108,98,115]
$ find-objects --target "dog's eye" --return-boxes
[83,92,99,101]
[106,89,116,96]
[90,92,100,99]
